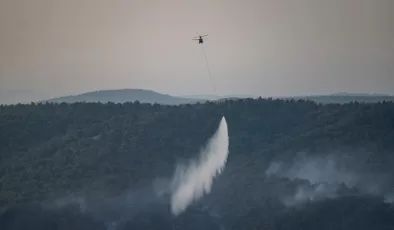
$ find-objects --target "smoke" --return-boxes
[265,154,394,206]
[281,182,340,206]
[169,116,229,216]
[52,196,87,213]
[266,155,359,187]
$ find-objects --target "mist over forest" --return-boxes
[1,98,394,229]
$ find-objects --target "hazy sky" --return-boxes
[0,0,393,97]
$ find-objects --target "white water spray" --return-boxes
[170,116,229,216]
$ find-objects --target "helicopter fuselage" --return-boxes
[192,35,207,44]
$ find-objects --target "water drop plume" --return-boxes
[170,116,229,216]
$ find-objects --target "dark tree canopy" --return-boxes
[1,99,394,229]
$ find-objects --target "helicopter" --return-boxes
[192,34,208,44]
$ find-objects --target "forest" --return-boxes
[1,98,394,229]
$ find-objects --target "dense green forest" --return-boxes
[1,98,394,229]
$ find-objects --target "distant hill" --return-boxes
[282,93,394,104]
[181,94,222,100]
[331,92,390,97]
[43,89,204,105]
[183,94,256,101]
[185,92,394,104]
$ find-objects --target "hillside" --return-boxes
[43,89,203,105]
[1,99,394,229]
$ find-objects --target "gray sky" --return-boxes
[0,0,393,98]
